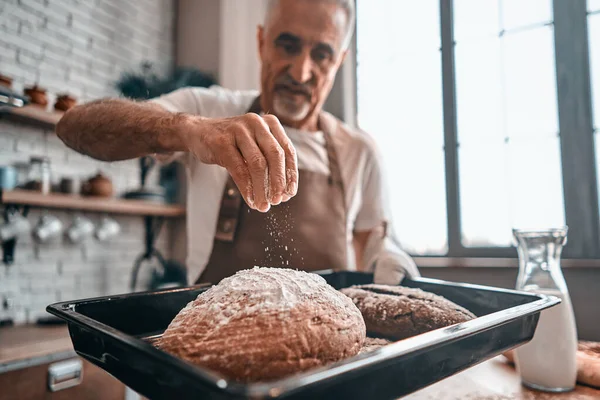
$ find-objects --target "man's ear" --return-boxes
[339,49,349,66]
[257,25,265,60]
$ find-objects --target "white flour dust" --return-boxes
[254,203,303,268]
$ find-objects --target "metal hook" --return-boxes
[2,204,30,265]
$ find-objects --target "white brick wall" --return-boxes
[0,0,176,324]
[0,0,174,100]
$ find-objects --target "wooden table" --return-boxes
[405,357,600,400]
[0,325,75,372]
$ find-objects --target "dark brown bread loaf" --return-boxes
[158,267,366,383]
[340,284,476,341]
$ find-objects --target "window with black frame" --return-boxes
[591,1,600,195]
[357,1,447,255]
[356,0,600,259]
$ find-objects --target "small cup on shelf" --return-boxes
[0,211,30,242]
[32,214,63,243]
[0,166,17,190]
[95,216,121,241]
[65,215,95,244]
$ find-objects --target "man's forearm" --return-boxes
[56,96,301,212]
[56,99,191,162]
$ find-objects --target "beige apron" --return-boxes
[196,98,348,284]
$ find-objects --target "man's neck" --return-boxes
[285,114,320,133]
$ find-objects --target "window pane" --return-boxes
[589,0,600,12]
[595,132,600,207]
[455,38,504,141]
[453,0,501,41]
[501,0,553,31]
[359,51,444,147]
[460,137,565,247]
[459,140,512,246]
[590,13,600,129]
[357,0,447,254]
[389,0,441,50]
[384,145,448,254]
[503,26,559,137]
[507,136,565,230]
[357,0,440,53]
[454,3,563,247]
[588,13,600,214]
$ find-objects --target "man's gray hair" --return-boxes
[265,0,356,50]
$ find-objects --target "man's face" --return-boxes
[258,0,349,128]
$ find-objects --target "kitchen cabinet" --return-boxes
[0,325,125,400]
[0,357,125,400]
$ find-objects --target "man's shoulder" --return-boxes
[192,85,257,102]
[152,85,258,117]
[186,85,259,117]
[328,112,380,159]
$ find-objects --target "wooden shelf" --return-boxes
[0,189,185,217]
[0,106,63,128]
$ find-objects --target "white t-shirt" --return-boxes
[151,85,411,282]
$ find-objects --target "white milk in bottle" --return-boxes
[512,228,578,392]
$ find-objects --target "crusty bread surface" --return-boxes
[359,337,392,354]
[340,284,476,340]
[577,341,600,388]
[158,267,366,382]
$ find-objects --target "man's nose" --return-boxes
[289,51,313,84]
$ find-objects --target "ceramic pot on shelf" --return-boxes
[0,74,13,88]
[54,94,77,111]
[24,85,48,108]
[81,173,113,198]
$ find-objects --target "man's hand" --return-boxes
[55,99,297,212]
[186,113,298,212]
[354,225,420,284]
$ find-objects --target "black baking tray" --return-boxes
[46,271,559,400]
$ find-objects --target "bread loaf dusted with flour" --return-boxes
[359,337,392,354]
[341,284,475,341]
[158,267,366,382]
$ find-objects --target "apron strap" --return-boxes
[214,178,243,242]
[318,112,345,199]
[213,97,346,242]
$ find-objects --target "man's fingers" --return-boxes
[235,128,270,212]
[221,148,256,210]
[202,114,298,211]
[250,114,286,205]
[263,114,298,199]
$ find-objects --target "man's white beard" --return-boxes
[273,93,310,122]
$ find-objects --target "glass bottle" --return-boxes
[27,156,51,194]
[513,227,578,392]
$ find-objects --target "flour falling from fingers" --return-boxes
[255,202,303,269]
[264,167,271,205]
